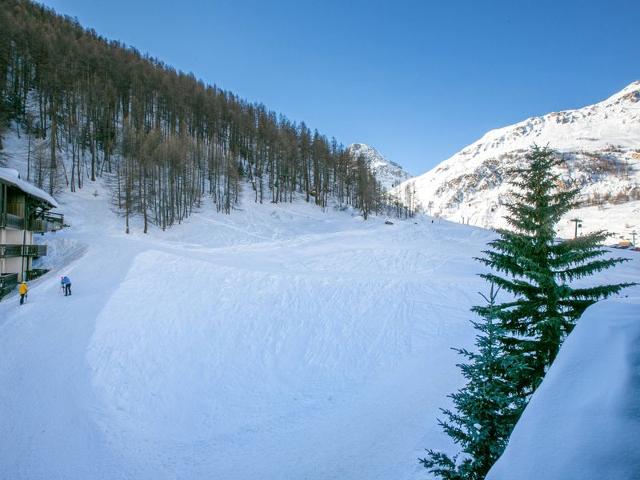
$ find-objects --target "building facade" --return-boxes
[0,168,62,294]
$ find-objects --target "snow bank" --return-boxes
[488,296,640,480]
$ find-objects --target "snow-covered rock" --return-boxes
[394,81,640,240]
[487,297,640,480]
[348,143,412,190]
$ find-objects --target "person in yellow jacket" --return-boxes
[18,281,28,305]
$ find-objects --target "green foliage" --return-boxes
[421,284,528,480]
[477,145,635,393]
[423,145,635,479]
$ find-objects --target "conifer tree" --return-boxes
[423,146,635,479]
[421,284,528,480]
[477,145,635,394]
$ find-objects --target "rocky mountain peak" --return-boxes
[347,143,412,190]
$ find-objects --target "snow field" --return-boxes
[1,128,639,479]
[0,167,496,479]
[82,209,492,479]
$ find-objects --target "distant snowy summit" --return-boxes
[394,81,640,239]
[348,143,412,190]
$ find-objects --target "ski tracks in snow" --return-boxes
[1,190,507,480]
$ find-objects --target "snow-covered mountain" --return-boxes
[394,81,640,240]
[348,143,412,190]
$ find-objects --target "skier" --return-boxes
[18,280,28,305]
[61,275,72,296]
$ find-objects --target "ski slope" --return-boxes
[0,179,489,479]
[0,167,638,478]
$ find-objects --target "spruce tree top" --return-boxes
[477,145,636,388]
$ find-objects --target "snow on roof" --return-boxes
[0,167,59,208]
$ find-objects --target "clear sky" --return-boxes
[39,0,639,174]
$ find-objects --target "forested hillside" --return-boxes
[0,0,386,231]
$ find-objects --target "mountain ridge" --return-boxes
[394,81,640,239]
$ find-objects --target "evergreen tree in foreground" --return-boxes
[422,146,635,479]
[478,145,635,395]
[420,284,528,480]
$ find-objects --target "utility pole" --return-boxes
[631,230,637,247]
[570,218,582,239]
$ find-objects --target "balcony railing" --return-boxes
[1,212,64,232]
[29,212,65,233]
[0,244,47,257]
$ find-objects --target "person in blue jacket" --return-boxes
[61,275,72,296]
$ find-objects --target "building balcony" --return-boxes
[0,244,47,258]
[29,212,65,233]
[0,212,64,232]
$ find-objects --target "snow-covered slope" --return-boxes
[0,126,638,480]
[0,179,489,479]
[487,298,640,480]
[348,143,412,190]
[395,82,640,239]
[0,130,487,479]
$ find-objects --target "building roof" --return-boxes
[0,168,59,208]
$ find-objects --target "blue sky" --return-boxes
[41,0,639,174]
